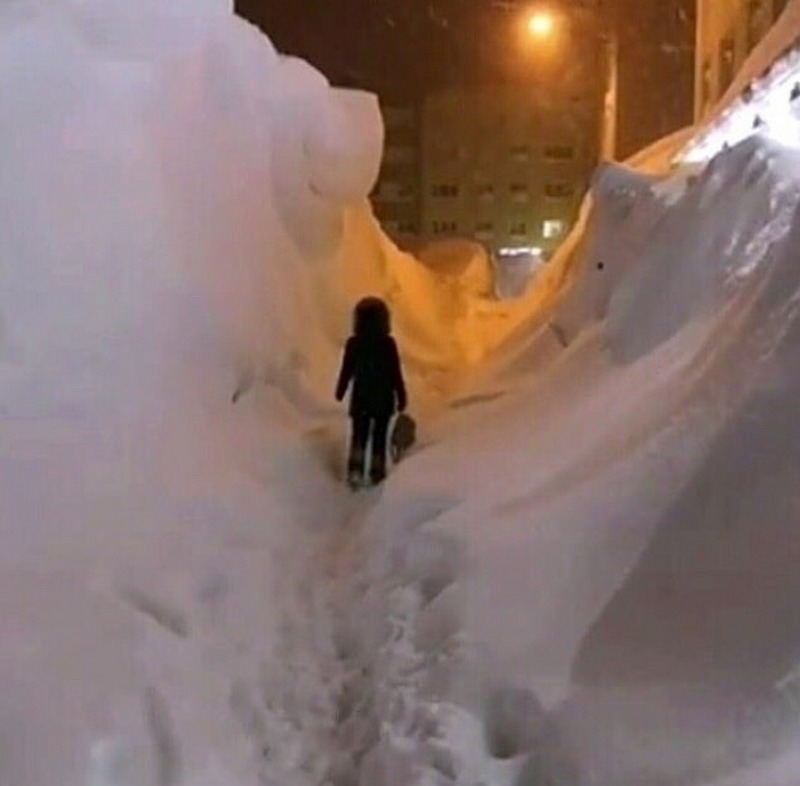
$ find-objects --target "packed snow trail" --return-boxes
[215,396,576,786]
[231,415,502,786]
[7,1,800,785]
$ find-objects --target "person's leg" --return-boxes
[348,414,370,483]
[369,414,390,484]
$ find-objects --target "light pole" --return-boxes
[600,26,619,161]
[522,3,618,161]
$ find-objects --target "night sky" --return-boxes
[234,0,696,156]
[233,0,579,97]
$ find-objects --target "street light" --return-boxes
[526,9,557,40]
[522,3,617,161]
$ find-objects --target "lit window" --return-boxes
[498,245,542,257]
[543,219,567,239]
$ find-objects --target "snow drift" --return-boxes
[6,1,800,786]
[0,1,389,783]
[367,138,800,785]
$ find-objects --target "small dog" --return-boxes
[390,413,416,463]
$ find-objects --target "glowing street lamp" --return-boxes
[520,4,618,160]
[526,9,557,40]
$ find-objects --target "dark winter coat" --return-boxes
[335,333,407,417]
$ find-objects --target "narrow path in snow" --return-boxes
[248,433,476,786]
[219,425,386,786]
[311,489,464,786]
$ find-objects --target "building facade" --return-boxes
[419,86,597,259]
[370,103,422,251]
[695,0,791,120]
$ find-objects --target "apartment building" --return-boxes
[695,0,791,119]
[370,103,422,251]
[419,86,596,258]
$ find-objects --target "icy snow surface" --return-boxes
[4,2,800,786]
[680,0,800,164]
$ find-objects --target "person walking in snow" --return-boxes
[335,297,408,488]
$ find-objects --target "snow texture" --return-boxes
[4,1,800,786]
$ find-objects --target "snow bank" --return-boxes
[8,0,800,784]
[417,240,495,299]
[0,2,385,783]
[356,134,800,785]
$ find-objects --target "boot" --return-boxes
[369,453,386,485]
[347,448,365,489]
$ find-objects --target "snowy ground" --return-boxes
[5,1,800,785]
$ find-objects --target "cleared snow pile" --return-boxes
[417,240,495,299]
[341,132,800,786]
[564,136,800,784]
[325,210,577,387]
[0,1,386,784]
[10,1,800,785]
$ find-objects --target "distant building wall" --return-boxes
[370,103,422,251]
[418,87,597,258]
[695,0,791,120]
